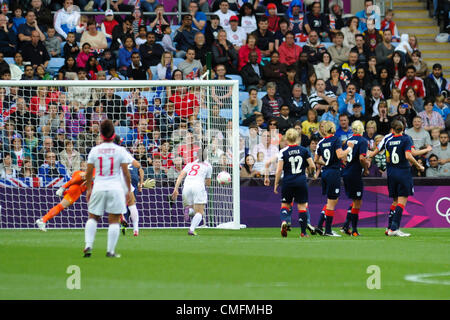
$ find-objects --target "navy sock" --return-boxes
[325,215,333,234]
[351,215,358,233]
[343,206,352,229]
[298,211,307,234]
[280,208,289,224]
[287,207,293,225]
[306,208,311,225]
[391,205,404,231]
[317,212,326,229]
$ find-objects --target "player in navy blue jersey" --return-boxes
[314,121,354,237]
[384,120,424,237]
[273,129,316,238]
[368,116,431,234]
[340,121,369,237]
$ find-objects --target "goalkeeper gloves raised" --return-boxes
[56,187,65,197]
[142,178,156,189]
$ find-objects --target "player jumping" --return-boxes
[171,149,212,236]
[36,161,92,232]
[315,121,354,237]
[83,119,132,258]
[272,129,316,238]
[340,121,369,237]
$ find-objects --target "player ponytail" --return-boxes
[285,128,299,145]
[391,120,404,134]
[100,119,116,142]
[351,120,364,135]
[323,121,336,135]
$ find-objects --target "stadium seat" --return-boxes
[173,58,184,67]
[60,41,66,57]
[150,66,158,80]
[239,126,249,137]
[4,57,14,64]
[115,91,130,100]
[47,58,65,76]
[197,108,208,120]
[141,91,157,103]
[239,92,249,104]
[257,91,267,100]
[227,74,245,91]
[114,126,132,144]
[219,108,232,120]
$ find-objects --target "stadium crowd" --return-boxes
[0,0,449,187]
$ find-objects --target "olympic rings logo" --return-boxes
[436,197,450,224]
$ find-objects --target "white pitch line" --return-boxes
[404,272,450,285]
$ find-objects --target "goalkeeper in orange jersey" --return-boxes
[36,161,94,232]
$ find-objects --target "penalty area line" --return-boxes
[404,272,450,285]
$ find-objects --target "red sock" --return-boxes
[42,203,64,223]
[390,204,396,211]
[397,203,405,210]
[351,207,360,215]
[322,205,327,212]
[325,209,335,217]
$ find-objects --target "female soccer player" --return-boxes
[384,120,424,237]
[36,162,90,232]
[315,121,354,237]
[340,121,369,237]
[171,150,212,236]
[273,128,316,238]
[84,119,132,258]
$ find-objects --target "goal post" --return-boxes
[0,80,241,230]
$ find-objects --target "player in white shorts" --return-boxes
[171,151,212,236]
[84,119,132,258]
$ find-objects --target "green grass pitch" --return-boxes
[0,228,449,300]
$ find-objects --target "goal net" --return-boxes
[0,80,240,230]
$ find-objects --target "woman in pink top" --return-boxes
[238,34,261,71]
[278,31,302,66]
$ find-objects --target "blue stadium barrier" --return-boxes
[47,58,65,75]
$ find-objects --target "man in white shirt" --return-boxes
[84,119,132,258]
[214,0,236,29]
[226,15,246,51]
[405,116,432,150]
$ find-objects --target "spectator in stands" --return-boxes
[169,83,200,123]
[205,14,223,48]
[278,31,301,66]
[240,154,258,178]
[10,7,26,35]
[174,15,197,59]
[262,51,286,84]
[64,101,86,140]
[397,102,416,129]
[371,100,392,135]
[118,36,138,75]
[381,9,399,42]
[131,120,152,152]
[7,53,22,80]
[367,55,378,82]
[418,99,445,133]
[349,101,368,127]
[424,64,448,99]
[261,82,284,122]
[98,49,115,72]
[238,33,261,71]
[226,15,246,51]
[350,34,371,66]
[251,16,275,58]
[130,98,155,131]
[329,1,345,36]
[38,151,67,182]
[302,30,327,65]
[97,88,126,126]
[352,66,372,99]
[321,100,340,130]
[325,66,346,96]
[85,56,102,80]
[405,116,432,149]
[156,51,177,80]
[76,42,93,69]
[362,17,382,54]
[126,52,152,80]
[177,131,200,164]
[110,16,134,52]
[394,33,414,64]
[39,102,61,134]
[433,95,450,122]
[365,84,383,118]
[185,1,206,33]
[157,100,181,140]
[266,3,280,33]
[139,31,164,67]
[375,29,394,67]
[335,113,353,145]
[363,120,377,149]
[145,154,167,179]
[77,122,99,156]
[190,32,207,66]
[408,50,428,80]
[43,27,61,58]
[327,31,349,65]
[80,20,107,51]
[426,154,450,177]
[17,10,46,49]
[239,2,257,35]
[387,87,401,116]
[433,131,450,171]
[58,56,78,80]
[10,135,25,169]
[304,1,330,41]
[356,0,381,33]
[377,67,393,100]
[100,9,118,43]
[20,64,39,81]
[250,129,278,175]
[54,0,81,41]
[0,13,17,57]
[167,156,184,180]
[341,16,360,49]
[387,51,406,84]
[91,103,108,125]
[63,32,80,60]
[0,153,19,178]
[160,25,176,55]
[130,7,146,36]
[8,98,37,135]
[241,88,262,126]
[212,29,238,75]
[285,83,309,122]
[404,87,424,113]
[211,64,233,107]
[275,104,296,135]
[314,52,334,82]
[59,139,81,175]
[277,65,297,99]
[273,18,289,51]
[29,86,49,116]
[301,109,320,139]
[178,47,202,80]
[338,82,365,116]
[215,0,236,29]
[308,78,336,117]
[20,30,50,70]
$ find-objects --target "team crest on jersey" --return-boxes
[357,192,361,197]
[335,188,339,194]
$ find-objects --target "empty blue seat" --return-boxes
[115,91,130,100]
[150,66,158,80]
[257,91,267,100]
[239,92,249,103]
[47,58,65,75]
[227,74,245,90]
[219,108,233,120]
[173,58,184,67]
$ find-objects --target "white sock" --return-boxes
[128,205,139,232]
[107,223,120,254]
[188,208,195,217]
[85,218,97,249]
[189,213,203,232]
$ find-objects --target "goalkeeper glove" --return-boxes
[56,187,65,197]
[142,178,156,189]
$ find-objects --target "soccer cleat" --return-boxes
[106,252,121,258]
[315,227,324,236]
[300,233,310,238]
[188,230,198,236]
[352,232,360,237]
[83,247,92,258]
[385,228,389,236]
[36,219,47,232]
[133,230,139,237]
[307,224,316,235]
[387,229,410,237]
[286,223,292,232]
[324,231,342,237]
[340,227,352,236]
[281,222,288,238]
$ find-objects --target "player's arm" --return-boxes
[336,141,354,159]
[205,178,211,187]
[263,154,278,186]
[306,157,316,177]
[171,170,187,200]
[411,145,432,157]
[121,162,132,203]
[360,154,370,176]
[85,164,95,202]
[273,160,283,194]
[405,151,424,172]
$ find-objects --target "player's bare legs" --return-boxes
[388,196,410,237]
[188,204,205,236]
[84,213,101,257]
[107,213,122,257]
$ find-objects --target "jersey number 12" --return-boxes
[289,156,303,174]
